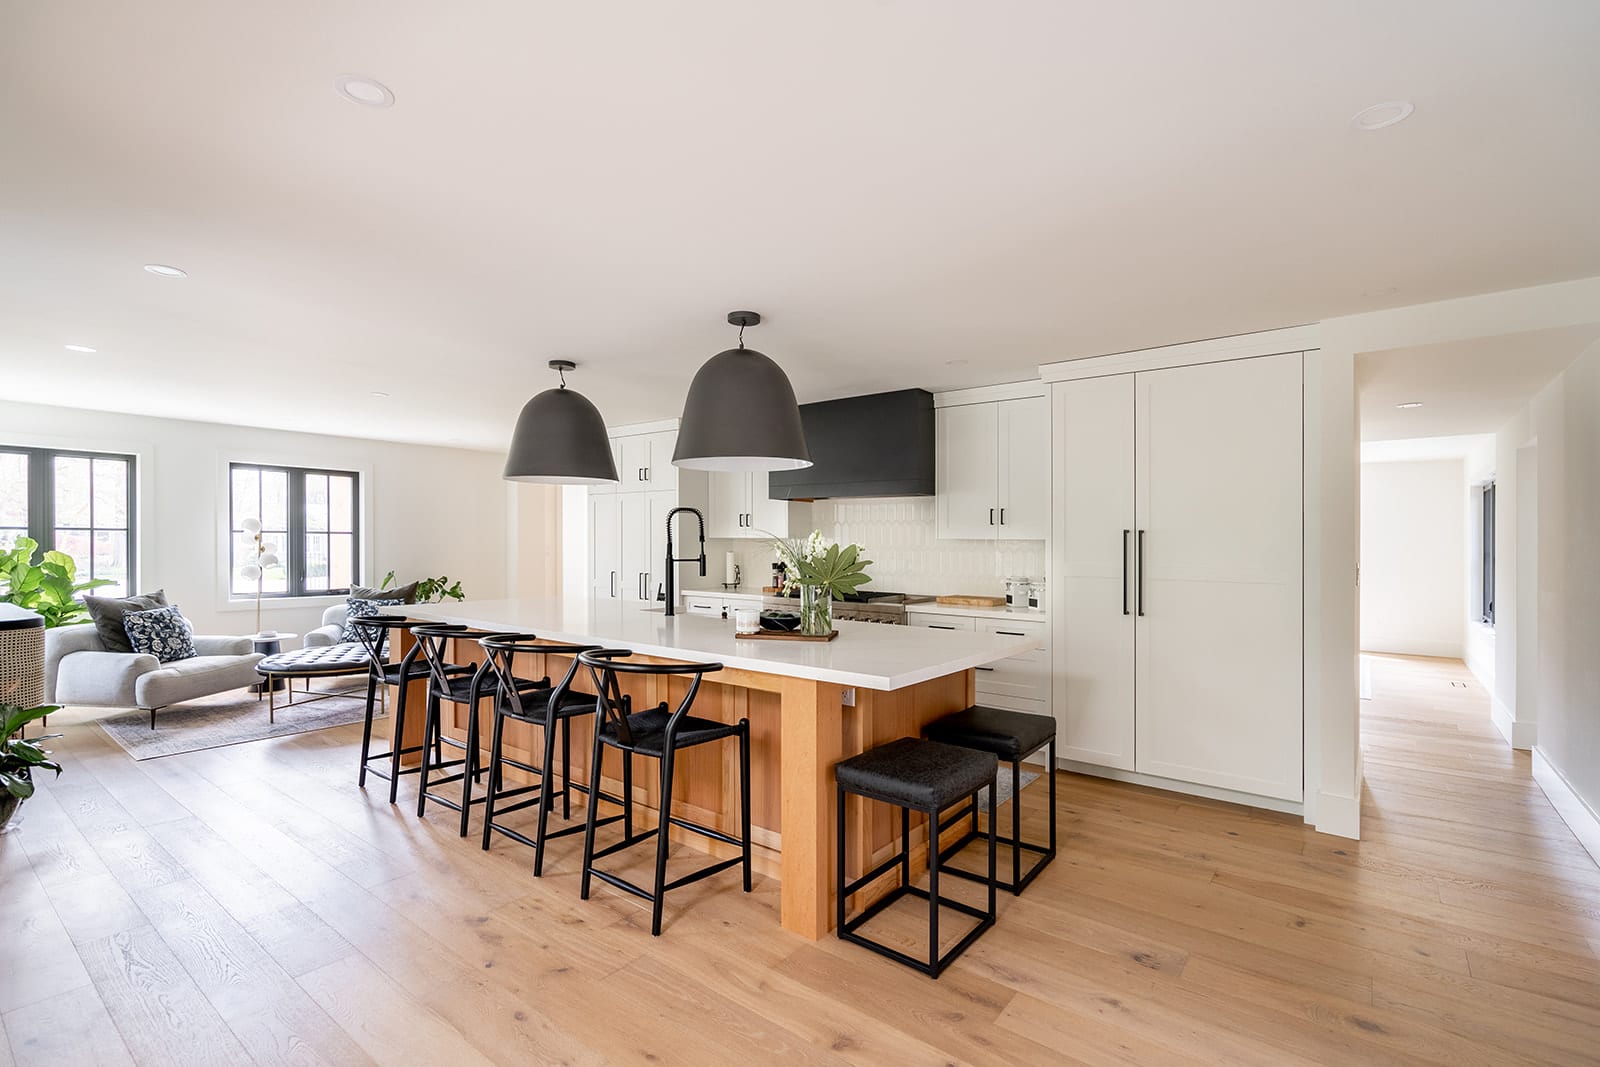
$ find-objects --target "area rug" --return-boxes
[976,767,1041,812]
[97,682,373,760]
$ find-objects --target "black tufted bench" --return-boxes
[835,736,998,978]
[923,704,1057,894]
[255,643,372,723]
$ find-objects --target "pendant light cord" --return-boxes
[737,322,745,349]
[557,364,568,388]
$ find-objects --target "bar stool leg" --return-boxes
[417,692,439,818]
[358,670,378,787]
[533,717,561,877]
[739,721,752,892]
[481,712,506,851]
[1011,758,1023,889]
[927,802,941,974]
[622,751,634,838]
[561,717,572,820]
[651,749,677,936]
[579,730,606,901]
[987,781,998,920]
[1048,739,1058,864]
[387,678,410,806]
[458,696,482,838]
[835,780,847,933]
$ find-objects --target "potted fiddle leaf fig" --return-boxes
[0,536,113,628]
[1,703,63,832]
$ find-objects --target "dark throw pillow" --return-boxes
[84,589,170,653]
[123,604,197,663]
[350,580,418,604]
[341,597,404,644]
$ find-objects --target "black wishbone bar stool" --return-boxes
[413,624,550,836]
[577,649,751,936]
[348,614,471,800]
[479,635,629,875]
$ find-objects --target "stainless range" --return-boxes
[762,590,931,625]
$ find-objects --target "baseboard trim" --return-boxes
[1490,696,1537,750]
[1359,640,1464,660]
[1314,789,1361,840]
[1055,758,1303,817]
[1532,749,1600,869]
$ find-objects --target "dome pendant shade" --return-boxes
[503,364,619,484]
[673,312,811,472]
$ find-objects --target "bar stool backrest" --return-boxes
[348,614,411,677]
[478,634,600,718]
[411,623,481,696]
[576,649,723,748]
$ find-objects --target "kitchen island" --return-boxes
[384,597,1034,939]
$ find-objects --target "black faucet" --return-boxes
[662,506,706,616]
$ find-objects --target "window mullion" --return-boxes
[288,469,308,597]
[30,449,52,549]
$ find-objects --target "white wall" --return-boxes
[0,399,512,640]
[1462,437,1496,687]
[1359,459,1465,658]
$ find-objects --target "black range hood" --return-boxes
[768,388,934,500]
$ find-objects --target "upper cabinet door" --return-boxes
[747,471,791,539]
[997,396,1049,540]
[1052,375,1136,770]
[642,430,678,493]
[1133,352,1304,801]
[616,436,651,491]
[936,403,1000,540]
[706,469,748,539]
[591,439,625,494]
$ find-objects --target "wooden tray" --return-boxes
[935,595,1007,607]
[738,628,839,642]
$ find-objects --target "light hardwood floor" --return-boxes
[3,654,1598,1066]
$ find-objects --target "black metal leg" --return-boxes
[533,717,560,877]
[458,696,480,838]
[358,671,378,787]
[579,730,606,901]
[1012,759,1022,889]
[1048,739,1058,861]
[651,749,676,936]
[417,693,438,818]
[149,707,156,730]
[927,802,941,973]
[481,712,506,852]
[987,782,998,921]
[622,750,634,838]
[561,716,572,820]
[901,805,911,888]
[835,780,847,935]
[739,722,752,892]
[388,676,409,805]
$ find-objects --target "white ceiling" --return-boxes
[1356,323,1600,441]
[3,1,1600,451]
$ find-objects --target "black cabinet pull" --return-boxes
[1137,529,1146,617]
[929,624,956,630]
[1122,529,1130,616]
[975,666,995,672]
[610,570,617,598]
[989,508,996,526]
[999,508,1006,525]
[997,630,1025,637]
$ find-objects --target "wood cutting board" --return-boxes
[935,595,1007,607]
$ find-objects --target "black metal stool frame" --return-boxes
[836,777,997,979]
[415,626,548,836]
[348,615,470,801]
[577,649,751,936]
[478,635,630,875]
[933,735,1057,895]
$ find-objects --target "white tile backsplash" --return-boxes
[705,497,1044,597]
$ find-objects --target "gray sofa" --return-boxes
[304,604,348,648]
[45,624,265,729]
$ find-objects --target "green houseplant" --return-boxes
[1,703,63,832]
[379,571,465,604]
[0,536,113,628]
[770,531,873,636]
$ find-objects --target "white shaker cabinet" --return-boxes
[615,430,677,493]
[592,488,675,607]
[1052,352,1304,803]
[706,470,808,540]
[936,396,1048,540]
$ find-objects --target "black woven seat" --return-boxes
[922,706,1055,762]
[834,737,997,812]
[597,708,742,759]
[922,705,1058,895]
[836,736,998,979]
[496,684,596,726]
[432,670,544,705]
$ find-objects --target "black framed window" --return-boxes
[0,446,136,597]
[1481,482,1496,626]
[229,463,359,598]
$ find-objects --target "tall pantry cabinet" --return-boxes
[1051,352,1304,803]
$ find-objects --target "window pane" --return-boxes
[53,456,91,526]
[304,533,330,591]
[0,453,27,527]
[305,474,328,532]
[93,529,128,597]
[52,528,90,579]
[261,470,288,531]
[92,458,128,528]
[329,475,354,533]
[231,467,260,527]
[0,529,25,553]
[329,532,353,590]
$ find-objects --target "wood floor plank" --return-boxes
[2,983,135,1067]
[295,955,497,1067]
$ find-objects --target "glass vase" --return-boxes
[798,584,833,637]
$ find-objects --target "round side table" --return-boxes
[248,632,299,695]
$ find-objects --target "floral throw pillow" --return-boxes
[341,597,404,644]
[123,605,197,663]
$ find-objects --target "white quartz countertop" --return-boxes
[390,598,1034,691]
[678,588,1046,622]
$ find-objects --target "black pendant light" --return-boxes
[672,311,812,472]
[502,360,619,484]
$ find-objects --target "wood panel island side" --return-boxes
[381,598,1034,939]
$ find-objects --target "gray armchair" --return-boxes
[45,624,265,729]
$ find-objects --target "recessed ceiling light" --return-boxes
[64,344,96,353]
[1352,101,1414,131]
[143,263,187,278]
[1396,402,1424,410]
[370,390,391,398]
[945,359,968,366]
[335,74,395,108]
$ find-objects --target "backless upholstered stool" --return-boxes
[577,648,751,936]
[923,705,1057,894]
[835,736,998,978]
[478,634,628,876]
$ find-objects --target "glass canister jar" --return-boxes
[1004,576,1029,609]
[1026,578,1045,612]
